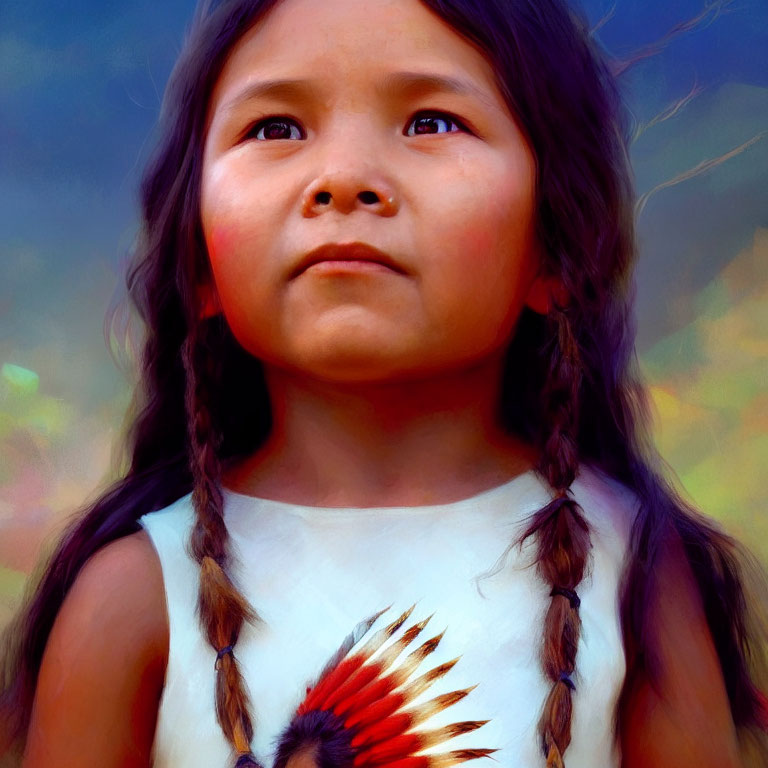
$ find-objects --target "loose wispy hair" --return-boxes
[2,0,767,766]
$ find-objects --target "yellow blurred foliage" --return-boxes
[642,228,768,560]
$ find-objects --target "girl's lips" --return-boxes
[302,259,399,275]
[291,242,407,278]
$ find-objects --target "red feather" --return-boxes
[276,605,496,768]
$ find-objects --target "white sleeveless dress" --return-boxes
[139,464,638,768]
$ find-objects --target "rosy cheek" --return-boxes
[207,223,239,266]
[459,223,496,264]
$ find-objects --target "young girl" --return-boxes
[2,0,767,766]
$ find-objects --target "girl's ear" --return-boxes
[524,272,570,315]
[198,281,223,319]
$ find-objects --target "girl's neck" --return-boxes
[222,357,539,507]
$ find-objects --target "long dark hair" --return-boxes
[2,0,767,765]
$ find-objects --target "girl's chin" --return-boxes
[280,359,427,385]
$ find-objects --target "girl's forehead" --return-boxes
[208,0,504,116]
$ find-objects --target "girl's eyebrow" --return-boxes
[218,71,498,114]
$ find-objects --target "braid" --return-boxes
[182,320,264,768]
[521,303,592,768]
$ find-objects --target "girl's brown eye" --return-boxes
[405,111,469,136]
[244,117,304,141]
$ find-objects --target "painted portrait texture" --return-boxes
[0,1,767,768]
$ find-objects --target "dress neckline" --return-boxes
[222,466,543,518]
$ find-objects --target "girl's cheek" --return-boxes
[466,224,496,259]
[449,221,497,269]
[207,222,239,266]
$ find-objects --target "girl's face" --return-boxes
[201,0,551,383]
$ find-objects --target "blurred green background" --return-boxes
[1,0,767,631]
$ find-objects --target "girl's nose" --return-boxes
[302,185,398,217]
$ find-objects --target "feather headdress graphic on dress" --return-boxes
[273,603,497,768]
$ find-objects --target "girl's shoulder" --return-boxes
[45,528,169,671]
[23,529,168,765]
[618,523,744,767]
